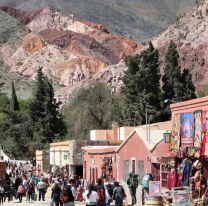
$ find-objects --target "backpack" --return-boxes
[142,174,152,189]
[129,177,138,189]
[60,185,74,203]
[97,186,105,203]
[114,186,125,201]
[19,186,25,194]
[60,192,70,203]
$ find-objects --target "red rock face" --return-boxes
[39,29,119,65]
[0,6,43,24]
[0,6,144,104]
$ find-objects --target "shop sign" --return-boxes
[149,181,161,197]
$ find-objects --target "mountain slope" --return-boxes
[0,11,35,99]
[0,7,142,102]
[153,0,208,93]
[0,0,196,42]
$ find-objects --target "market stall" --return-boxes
[167,110,208,206]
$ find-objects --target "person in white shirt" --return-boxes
[83,184,98,206]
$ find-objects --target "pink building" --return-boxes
[82,122,172,185]
[170,96,208,116]
[115,121,171,185]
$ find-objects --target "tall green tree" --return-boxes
[122,42,162,126]
[181,69,196,100]
[162,40,183,102]
[29,67,46,122]
[29,67,66,145]
[162,41,196,120]
[10,81,19,111]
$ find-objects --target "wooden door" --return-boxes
[151,163,160,181]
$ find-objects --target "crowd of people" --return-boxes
[50,177,127,206]
[0,160,142,206]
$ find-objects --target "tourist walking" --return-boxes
[127,173,138,205]
[0,185,5,204]
[37,177,47,201]
[83,184,98,206]
[95,178,105,206]
[60,184,75,206]
[51,183,62,206]
[4,182,11,203]
[27,182,35,201]
[113,182,126,206]
[17,183,25,203]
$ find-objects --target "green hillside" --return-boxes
[0,11,34,99]
[0,11,28,47]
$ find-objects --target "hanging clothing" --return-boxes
[167,170,177,190]
[182,159,192,186]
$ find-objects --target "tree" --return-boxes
[10,81,19,111]
[181,69,196,100]
[29,67,46,123]
[64,82,120,139]
[162,41,196,120]
[121,42,163,126]
[162,40,183,102]
[29,67,66,146]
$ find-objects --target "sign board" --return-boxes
[172,187,191,206]
[149,181,161,197]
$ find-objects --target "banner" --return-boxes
[202,111,208,156]
[194,110,202,147]
[181,113,194,147]
[170,114,181,151]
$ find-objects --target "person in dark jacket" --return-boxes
[127,173,138,206]
[27,182,35,201]
[113,182,126,206]
[51,183,62,206]
[4,182,11,203]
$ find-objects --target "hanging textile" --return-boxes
[181,113,194,147]
[194,110,202,147]
[170,114,181,151]
[202,111,208,156]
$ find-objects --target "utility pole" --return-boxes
[146,109,148,141]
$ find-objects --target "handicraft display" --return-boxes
[193,110,202,147]
[170,114,181,151]
[181,113,194,147]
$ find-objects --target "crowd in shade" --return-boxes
[0,160,140,206]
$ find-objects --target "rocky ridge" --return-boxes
[0,6,143,103]
[153,0,208,92]
[86,0,208,98]
[0,0,196,42]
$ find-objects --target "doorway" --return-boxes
[151,163,160,181]
[75,165,83,178]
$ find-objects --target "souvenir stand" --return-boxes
[167,111,208,206]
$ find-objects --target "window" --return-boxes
[132,160,136,173]
[64,155,68,160]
